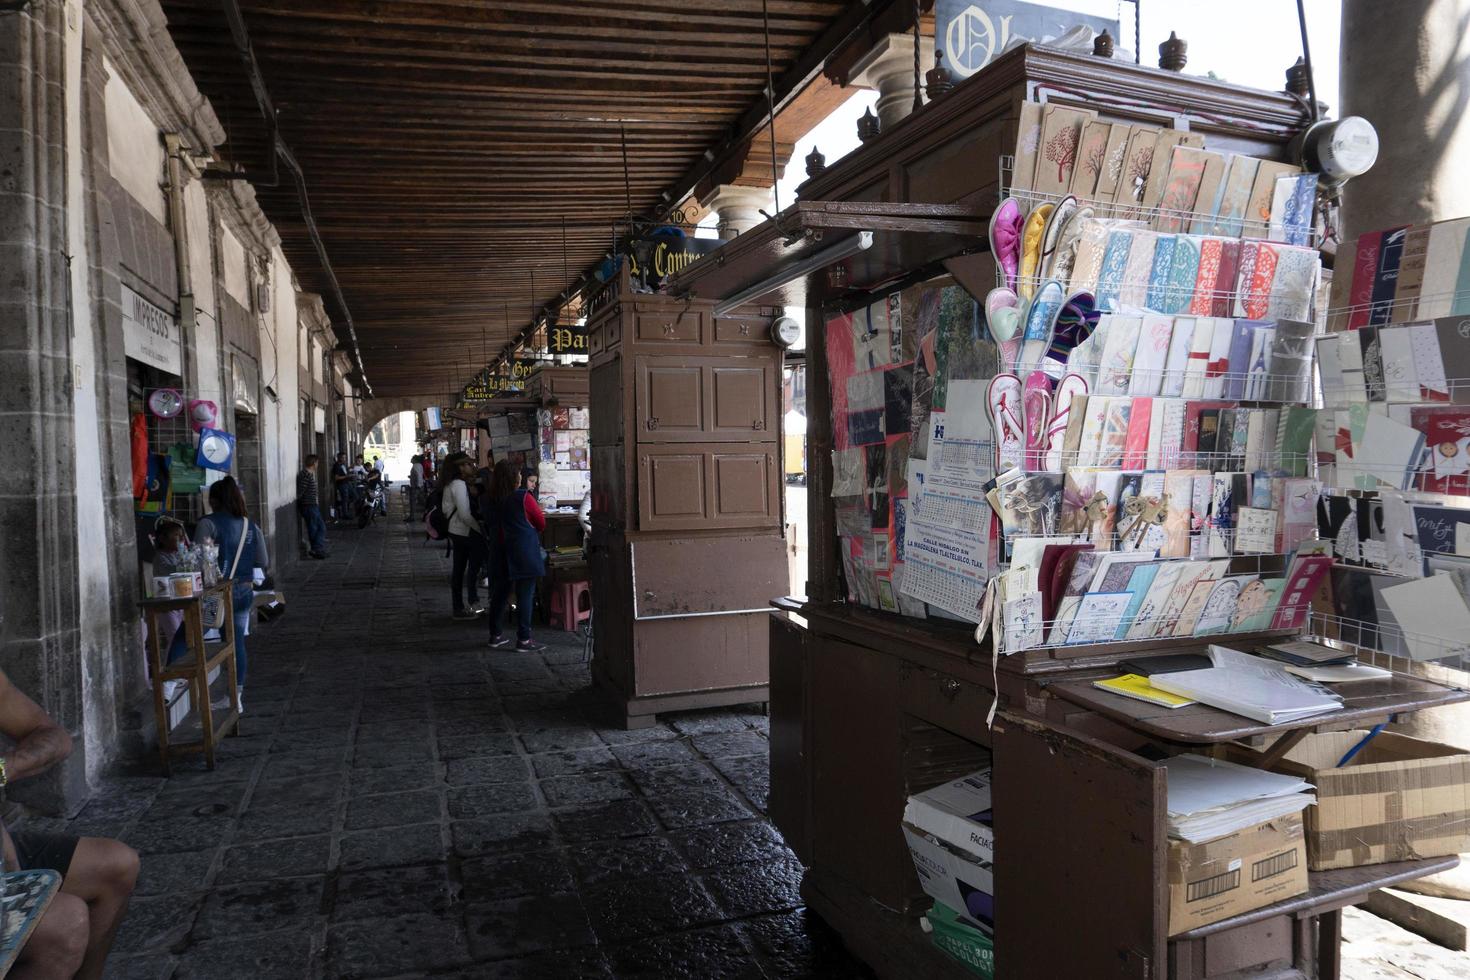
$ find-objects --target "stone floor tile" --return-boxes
[443,948,613,980]
[102,953,177,980]
[464,892,596,960]
[517,728,604,753]
[446,780,538,818]
[702,855,804,918]
[217,834,333,884]
[668,710,756,736]
[327,912,470,980]
[604,925,767,980]
[608,739,696,769]
[436,733,519,759]
[134,848,217,897]
[343,788,442,830]
[670,820,791,870]
[647,787,754,829]
[581,872,723,944]
[451,812,556,857]
[551,798,661,843]
[565,834,688,885]
[171,932,319,980]
[232,803,337,843]
[690,731,769,759]
[528,747,617,778]
[626,763,725,797]
[538,771,634,807]
[444,754,530,786]
[349,762,442,797]
[192,876,325,940]
[460,848,576,904]
[331,862,453,921]
[337,822,445,872]
[113,894,199,954]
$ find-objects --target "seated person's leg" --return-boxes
[10,891,88,980]
[53,837,140,980]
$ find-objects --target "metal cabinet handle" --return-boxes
[752,419,765,430]
[939,678,962,700]
[644,590,655,600]
[661,323,676,336]
[645,417,659,430]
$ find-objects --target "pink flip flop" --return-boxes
[987,372,1024,472]
[1044,372,1089,471]
[1022,371,1055,471]
[989,198,1024,292]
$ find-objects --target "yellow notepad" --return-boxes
[1093,673,1196,709]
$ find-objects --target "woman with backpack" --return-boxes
[441,452,486,620]
[481,458,547,652]
[169,476,266,714]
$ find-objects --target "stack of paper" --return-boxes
[1164,754,1315,842]
[1150,646,1342,724]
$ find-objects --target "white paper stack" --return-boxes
[1150,646,1343,724]
[1164,754,1315,843]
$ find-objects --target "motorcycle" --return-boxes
[355,476,386,528]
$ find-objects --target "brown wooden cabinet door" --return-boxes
[589,359,623,447]
[992,711,1166,980]
[638,451,707,528]
[635,310,702,343]
[769,614,812,864]
[636,356,776,443]
[637,444,780,532]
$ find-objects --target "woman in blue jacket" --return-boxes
[481,459,547,652]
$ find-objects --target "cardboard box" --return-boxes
[904,824,995,933]
[903,770,994,863]
[1168,813,1308,935]
[1262,730,1470,871]
[922,901,995,979]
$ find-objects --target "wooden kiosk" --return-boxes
[670,44,1469,980]
[586,267,790,728]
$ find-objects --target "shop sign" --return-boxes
[121,285,181,375]
[628,232,725,289]
[232,353,260,415]
[548,323,588,355]
[935,0,1118,77]
[461,360,539,403]
[313,404,326,433]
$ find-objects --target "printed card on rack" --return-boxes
[1214,156,1261,237]
[1173,577,1220,636]
[1010,101,1045,193]
[1034,106,1096,196]
[1433,316,1470,403]
[1123,561,1185,640]
[1096,316,1143,395]
[1120,232,1159,308]
[1243,160,1302,239]
[1391,225,1431,323]
[1408,322,1450,402]
[1156,146,1214,233]
[1203,319,1234,399]
[1189,473,1215,557]
[1070,121,1113,197]
[1140,130,1205,213]
[1195,576,1253,635]
[1230,579,1285,632]
[1419,218,1470,318]
[1188,154,1231,235]
[1112,126,1161,208]
[1161,316,1196,398]
[1094,123,1134,202]
[1123,399,1152,470]
[1066,592,1134,645]
[1097,399,1134,469]
[1189,239,1223,315]
[1379,326,1420,403]
[1129,316,1174,397]
[1234,506,1279,554]
[1146,399,1168,469]
[1268,553,1334,631]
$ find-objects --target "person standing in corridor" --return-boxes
[296,454,328,558]
[441,452,485,620]
[482,458,547,652]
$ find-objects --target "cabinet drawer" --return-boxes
[635,310,701,343]
[712,314,766,345]
[637,443,780,531]
[899,666,993,744]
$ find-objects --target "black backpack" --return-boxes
[424,488,449,539]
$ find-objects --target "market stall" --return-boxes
[671,40,1470,980]
[586,264,790,727]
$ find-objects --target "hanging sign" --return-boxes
[122,285,182,375]
[232,354,260,415]
[461,360,540,403]
[628,231,725,290]
[548,323,589,355]
[935,1,1119,78]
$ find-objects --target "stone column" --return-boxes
[1338,0,1470,243]
[0,0,90,813]
[698,184,774,238]
[847,32,933,132]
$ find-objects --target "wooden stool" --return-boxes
[140,584,241,774]
[550,579,592,632]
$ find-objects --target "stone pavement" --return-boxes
[34,511,871,979]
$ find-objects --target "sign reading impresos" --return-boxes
[121,284,181,374]
[936,0,1118,78]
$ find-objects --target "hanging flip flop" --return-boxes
[1017,203,1053,300]
[1048,204,1094,286]
[1045,289,1100,375]
[986,287,1022,369]
[1018,277,1065,374]
[987,372,1024,472]
[1038,195,1078,280]
[1044,372,1089,471]
[1022,371,1055,472]
[989,198,1024,292]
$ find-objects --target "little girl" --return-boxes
[151,517,190,702]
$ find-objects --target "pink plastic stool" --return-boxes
[550,580,592,633]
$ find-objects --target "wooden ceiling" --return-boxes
[160,0,859,399]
